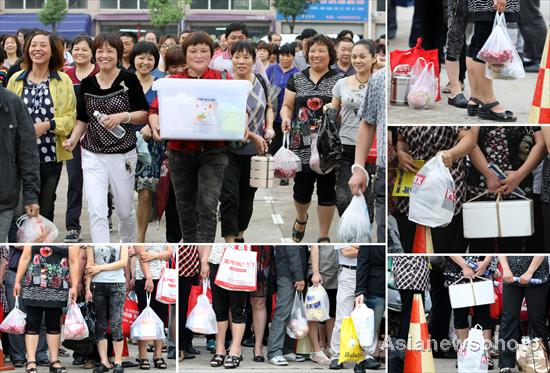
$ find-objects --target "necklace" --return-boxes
[354,74,369,89]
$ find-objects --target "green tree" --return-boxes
[38,0,68,34]
[273,0,317,33]
[148,0,191,35]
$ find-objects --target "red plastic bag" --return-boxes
[366,135,377,165]
[0,296,26,334]
[122,292,140,337]
[187,282,212,318]
[390,37,441,101]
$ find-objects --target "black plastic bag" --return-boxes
[317,107,342,173]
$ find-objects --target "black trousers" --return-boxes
[543,201,550,252]
[180,276,194,351]
[468,236,526,254]
[428,266,453,353]
[394,210,465,253]
[519,0,547,62]
[397,290,425,342]
[66,145,83,231]
[498,283,549,369]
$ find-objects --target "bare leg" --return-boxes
[113,340,124,365]
[224,235,237,243]
[318,205,335,239]
[97,339,110,367]
[138,340,148,360]
[469,58,511,115]
[446,59,462,97]
[307,321,322,352]
[25,334,39,369]
[215,321,228,355]
[250,297,267,357]
[136,189,152,242]
[466,57,480,104]
[154,339,164,359]
[228,323,246,357]
[326,318,336,346]
[46,334,61,368]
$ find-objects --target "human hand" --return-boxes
[140,125,152,141]
[397,150,419,173]
[311,272,322,287]
[200,262,210,280]
[85,289,93,302]
[493,0,506,13]
[62,138,77,152]
[349,167,368,196]
[139,252,157,262]
[294,280,305,292]
[496,170,523,195]
[519,271,533,285]
[34,122,51,138]
[355,294,364,306]
[502,268,514,283]
[486,173,502,193]
[462,266,475,280]
[281,118,291,133]
[25,204,40,217]
[85,264,103,277]
[440,150,453,168]
[101,113,125,130]
[145,277,154,293]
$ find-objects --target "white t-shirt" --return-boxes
[334,245,358,266]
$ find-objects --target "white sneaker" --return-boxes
[268,356,288,366]
[310,351,331,365]
[283,353,306,362]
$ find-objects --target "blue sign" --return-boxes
[276,0,368,22]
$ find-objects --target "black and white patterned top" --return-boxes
[506,256,549,286]
[393,256,430,291]
[396,126,470,215]
[542,156,550,204]
[286,68,343,170]
[77,69,148,154]
[443,256,497,287]
[360,68,386,169]
[468,0,520,21]
[22,78,56,163]
[233,76,267,156]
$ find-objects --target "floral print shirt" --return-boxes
[21,246,70,308]
[286,68,343,170]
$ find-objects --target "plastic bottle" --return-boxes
[93,110,126,139]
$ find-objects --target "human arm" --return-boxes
[68,246,80,302]
[85,246,94,301]
[449,256,475,279]
[310,245,322,286]
[85,246,129,277]
[498,256,514,283]
[134,246,154,292]
[13,246,32,297]
[519,256,546,285]
[355,247,368,303]
[542,127,550,154]
[280,77,297,132]
[197,245,212,280]
[48,75,77,137]
[348,122,376,196]
[341,245,359,258]
[469,143,502,193]
[440,127,477,168]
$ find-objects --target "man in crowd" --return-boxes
[332,37,356,76]
[294,28,317,70]
[120,31,137,71]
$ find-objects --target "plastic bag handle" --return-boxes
[16,215,28,228]
[14,295,19,310]
[202,278,209,295]
[282,132,290,149]
[146,292,151,307]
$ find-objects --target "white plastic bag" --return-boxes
[274,132,302,179]
[457,325,489,373]
[337,193,372,243]
[130,293,166,341]
[408,57,427,90]
[286,291,309,340]
[186,279,218,335]
[63,301,89,340]
[304,285,330,322]
[155,263,177,304]
[0,296,26,334]
[477,13,525,80]
[408,153,456,227]
[351,303,375,350]
[16,215,59,243]
[407,62,435,109]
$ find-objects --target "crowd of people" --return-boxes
[0,246,175,372]
[0,23,387,245]
[388,126,550,253]
[389,0,547,120]
[180,245,385,371]
[389,255,550,373]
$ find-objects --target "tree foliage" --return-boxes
[273,0,317,33]
[38,0,68,34]
[148,0,191,34]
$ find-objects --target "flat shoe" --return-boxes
[448,93,468,108]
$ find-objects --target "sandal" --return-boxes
[292,214,308,243]
[210,354,225,368]
[467,97,483,116]
[317,237,331,243]
[137,359,150,370]
[153,358,167,369]
[49,361,68,373]
[224,355,241,369]
[488,357,495,370]
[478,101,517,122]
[448,93,468,108]
[26,361,37,373]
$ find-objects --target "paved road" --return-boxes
[180,336,385,372]
[388,5,550,124]
[49,169,378,244]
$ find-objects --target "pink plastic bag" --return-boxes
[16,215,59,243]
[274,132,302,179]
[63,301,89,340]
[407,61,436,109]
[0,297,26,334]
[286,291,309,340]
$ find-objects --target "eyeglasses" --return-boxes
[161,44,176,49]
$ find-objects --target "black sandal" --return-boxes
[467,97,483,116]
[224,355,241,369]
[478,101,517,122]
[137,359,150,370]
[210,354,225,367]
[292,214,308,242]
[448,93,468,108]
[153,358,167,369]
[317,237,331,243]
[49,360,67,373]
[26,361,37,373]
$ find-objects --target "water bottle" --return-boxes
[513,277,543,285]
[93,110,126,139]
[466,260,492,277]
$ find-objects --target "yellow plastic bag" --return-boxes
[339,316,364,364]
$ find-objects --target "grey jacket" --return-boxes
[274,246,308,282]
[0,86,40,212]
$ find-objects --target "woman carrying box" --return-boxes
[498,256,548,373]
[444,256,497,369]
[467,127,546,252]
[148,32,265,243]
[63,33,149,243]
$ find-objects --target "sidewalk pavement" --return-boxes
[51,169,379,244]
[388,5,550,124]
[180,336,385,372]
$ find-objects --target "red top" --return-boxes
[63,64,100,86]
[149,68,229,153]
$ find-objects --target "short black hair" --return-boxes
[231,40,256,60]
[256,41,271,54]
[337,30,354,41]
[130,41,160,70]
[267,31,281,42]
[120,31,138,44]
[279,43,295,57]
[225,22,249,39]
[336,37,354,47]
[93,32,124,63]
[306,34,337,66]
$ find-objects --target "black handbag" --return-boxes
[317,107,342,172]
[62,302,96,356]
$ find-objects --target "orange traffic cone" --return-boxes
[404,294,435,373]
[412,225,434,253]
[529,26,550,124]
[0,345,14,371]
